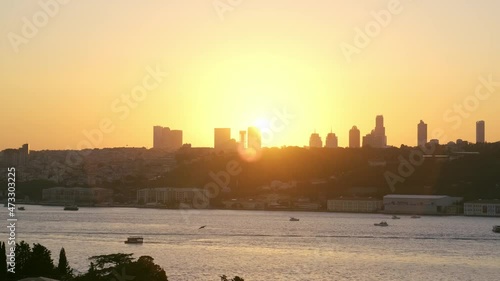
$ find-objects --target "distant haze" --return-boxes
[1,0,499,150]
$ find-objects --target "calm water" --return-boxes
[1,205,499,280]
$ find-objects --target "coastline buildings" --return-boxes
[362,115,387,148]
[309,132,323,148]
[476,120,485,143]
[327,198,383,213]
[418,120,427,147]
[349,126,360,148]
[137,187,207,208]
[464,200,500,217]
[239,130,247,149]
[383,195,463,215]
[153,126,183,151]
[325,131,338,148]
[42,187,113,203]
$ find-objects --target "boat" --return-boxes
[18,207,25,211]
[64,205,79,211]
[391,215,400,219]
[374,221,388,227]
[124,236,144,244]
[493,226,500,233]
[411,215,421,219]
[290,217,300,221]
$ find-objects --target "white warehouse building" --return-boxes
[464,200,500,217]
[383,195,463,215]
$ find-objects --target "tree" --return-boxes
[0,242,7,280]
[122,255,168,281]
[25,243,55,278]
[57,247,73,280]
[13,241,32,279]
[85,253,134,279]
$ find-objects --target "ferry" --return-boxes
[64,205,79,211]
[374,221,388,227]
[493,226,500,233]
[124,236,144,244]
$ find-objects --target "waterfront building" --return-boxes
[383,195,463,215]
[42,187,113,203]
[464,200,500,217]
[327,198,383,213]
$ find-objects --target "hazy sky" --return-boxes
[1,0,499,150]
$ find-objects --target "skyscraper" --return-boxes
[153,126,183,151]
[417,120,427,147]
[349,126,360,148]
[476,120,485,143]
[309,132,323,148]
[214,128,231,151]
[239,130,247,149]
[362,115,387,148]
[170,130,183,150]
[248,127,261,150]
[325,131,338,148]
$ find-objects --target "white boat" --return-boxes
[493,226,500,233]
[64,205,79,211]
[374,221,388,227]
[411,215,421,219]
[124,236,144,244]
[391,215,400,219]
[290,217,300,221]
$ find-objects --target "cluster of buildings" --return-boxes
[310,116,487,149]
[152,126,183,151]
[214,126,262,153]
[310,115,388,148]
[42,187,114,204]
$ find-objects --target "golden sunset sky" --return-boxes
[1,0,499,150]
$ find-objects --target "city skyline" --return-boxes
[1,1,500,150]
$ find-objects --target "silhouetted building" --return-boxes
[363,115,387,148]
[239,130,247,149]
[248,127,261,150]
[153,126,183,151]
[476,120,485,143]
[418,120,427,147]
[309,132,322,148]
[325,131,338,148]
[1,143,30,166]
[214,128,231,150]
[349,126,360,148]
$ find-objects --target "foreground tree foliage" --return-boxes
[72,253,169,281]
[1,242,170,281]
